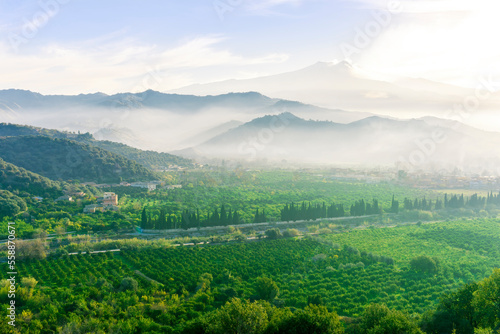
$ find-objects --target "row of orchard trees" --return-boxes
[280,198,387,222]
[140,205,242,230]
[402,192,500,211]
[140,192,500,230]
[280,202,345,222]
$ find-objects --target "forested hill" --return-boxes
[89,140,192,169]
[0,136,159,183]
[0,123,193,169]
[0,158,62,196]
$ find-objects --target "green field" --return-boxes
[322,218,500,279]
[2,217,499,332]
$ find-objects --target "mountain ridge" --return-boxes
[176,112,500,172]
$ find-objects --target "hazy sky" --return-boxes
[0,0,497,94]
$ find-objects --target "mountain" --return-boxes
[0,89,370,152]
[0,89,274,112]
[0,123,192,169]
[177,112,500,172]
[0,136,159,183]
[170,61,500,117]
[0,89,369,121]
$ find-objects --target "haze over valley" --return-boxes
[1,1,500,333]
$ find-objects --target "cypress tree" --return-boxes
[141,207,147,229]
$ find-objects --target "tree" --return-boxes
[421,283,478,334]
[220,205,227,226]
[17,239,46,260]
[307,294,324,306]
[255,277,279,301]
[265,228,282,240]
[119,277,138,291]
[473,268,500,330]
[141,208,148,229]
[207,298,269,334]
[410,255,439,273]
[358,304,423,334]
[278,304,343,334]
[390,195,399,214]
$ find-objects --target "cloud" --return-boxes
[344,0,484,13]
[0,36,288,94]
[242,0,314,16]
[342,0,500,87]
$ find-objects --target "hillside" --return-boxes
[0,136,159,183]
[0,189,27,219]
[180,113,500,172]
[0,123,193,169]
[90,140,192,169]
[0,158,63,196]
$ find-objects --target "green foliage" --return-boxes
[324,219,500,277]
[0,189,27,218]
[473,268,500,329]
[207,298,269,334]
[283,228,301,238]
[118,170,433,224]
[120,277,139,291]
[410,255,440,273]
[91,140,192,169]
[422,269,500,333]
[265,228,282,240]
[0,136,158,182]
[278,304,343,334]
[0,158,62,196]
[0,122,192,168]
[255,277,279,301]
[357,304,423,333]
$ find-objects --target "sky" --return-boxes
[0,0,498,95]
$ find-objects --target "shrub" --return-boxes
[265,228,282,240]
[410,255,439,273]
[283,229,301,238]
[119,277,138,291]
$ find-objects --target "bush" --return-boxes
[255,277,279,301]
[265,228,282,240]
[278,304,343,334]
[206,298,269,334]
[317,228,332,235]
[283,229,301,238]
[358,304,423,334]
[410,255,439,273]
[119,277,138,291]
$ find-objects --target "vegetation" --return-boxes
[0,190,27,219]
[0,122,193,168]
[0,158,62,196]
[90,140,193,169]
[0,136,159,182]
[0,141,499,334]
